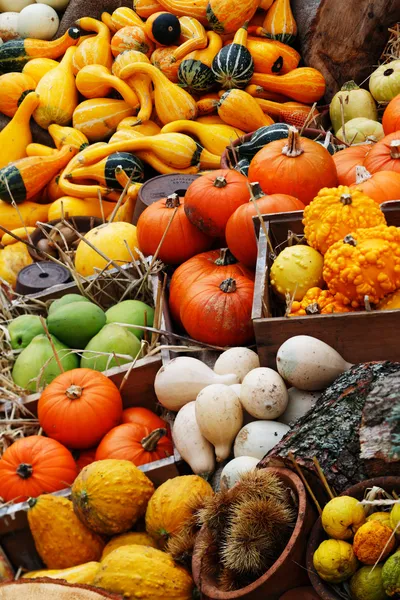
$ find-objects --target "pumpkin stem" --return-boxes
[66,384,83,400]
[27,497,37,508]
[249,181,264,201]
[215,248,237,266]
[16,463,33,480]
[141,428,167,452]
[340,80,360,91]
[390,140,400,159]
[166,193,181,208]
[344,234,357,246]
[213,175,228,188]
[340,193,352,205]
[282,126,304,158]
[355,165,372,184]
[305,302,321,315]
[219,277,237,293]
[384,68,394,77]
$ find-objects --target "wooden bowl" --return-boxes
[306,476,400,600]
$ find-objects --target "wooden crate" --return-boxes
[252,201,400,369]
[0,357,185,573]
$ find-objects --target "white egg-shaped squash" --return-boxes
[278,387,321,426]
[0,12,20,40]
[214,347,260,382]
[234,420,290,459]
[230,383,242,397]
[220,456,259,491]
[35,0,71,10]
[18,4,59,39]
[240,367,289,419]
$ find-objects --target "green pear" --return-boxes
[105,300,155,340]
[12,334,79,392]
[8,315,45,350]
[80,324,141,372]
[47,302,106,349]
[48,294,91,316]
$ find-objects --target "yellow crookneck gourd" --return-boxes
[112,51,152,124]
[48,124,89,152]
[101,12,118,33]
[26,143,55,157]
[73,99,136,142]
[33,47,78,129]
[111,7,145,29]
[73,18,113,75]
[111,62,197,125]
[161,120,243,155]
[76,65,139,109]
[172,17,208,62]
[0,92,40,169]
[217,88,274,132]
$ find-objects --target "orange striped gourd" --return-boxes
[133,0,164,19]
[110,26,154,58]
[72,99,136,143]
[262,0,297,45]
[151,46,182,83]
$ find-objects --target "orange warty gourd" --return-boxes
[111,26,155,58]
[332,144,371,186]
[151,46,182,83]
[250,67,326,104]
[95,423,173,466]
[350,166,400,204]
[38,368,123,450]
[323,225,400,307]
[137,193,212,265]
[249,126,338,206]
[226,182,304,267]
[184,169,250,237]
[0,72,36,118]
[382,94,400,134]
[363,131,400,174]
[180,272,255,345]
[289,287,354,316]
[169,248,254,325]
[303,185,386,254]
[0,436,77,503]
[217,89,274,132]
[73,18,113,75]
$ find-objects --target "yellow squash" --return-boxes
[161,119,243,155]
[24,562,101,585]
[217,88,274,132]
[0,92,40,169]
[262,0,297,45]
[48,124,89,151]
[0,200,48,230]
[76,65,139,108]
[73,17,113,75]
[73,99,136,142]
[112,51,152,124]
[22,58,59,85]
[0,242,33,289]
[48,196,115,220]
[33,47,78,129]
[172,16,208,61]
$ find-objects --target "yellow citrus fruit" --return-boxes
[321,496,366,540]
[353,521,395,565]
[313,539,358,583]
[367,512,392,529]
[350,565,388,600]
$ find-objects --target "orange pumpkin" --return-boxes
[226,182,304,267]
[0,436,78,503]
[75,447,97,472]
[111,26,155,58]
[332,144,371,186]
[122,406,169,432]
[151,46,182,82]
[137,193,212,265]
[184,169,250,237]
[179,273,255,346]
[364,131,400,174]
[249,126,338,206]
[95,423,173,466]
[350,166,400,204]
[382,94,400,135]
[38,368,123,449]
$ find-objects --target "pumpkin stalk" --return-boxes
[344,234,357,246]
[390,140,400,159]
[340,80,360,92]
[249,181,264,201]
[355,165,372,184]
[165,193,181,208]
[305,303,321,315]
[141,428,167,452]
[281,126,304,157]
[219,277,237,293]
[66,384,83,400]
[16,463,33,479]
[213,175,228,188]
[214,248,237,266]
[340,193,352,206]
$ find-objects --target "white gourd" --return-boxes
[214,347,260,382]
[172,401,215,476]
[276,335,352,391]
[195,384,243,462]
[230,383,242,397]
[234,420,289,459]
[220,456,259,491]
[155,357,239,411]
[278,388,321,426]
[240,367,288,419]
[0,13,19,40]
[18,4,59,39]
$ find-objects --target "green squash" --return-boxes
[382,553,400,597]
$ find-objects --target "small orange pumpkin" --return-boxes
[332,144,371,186]
[364,131,400,174]
[350,166,400,204]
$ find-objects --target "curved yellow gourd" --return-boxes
[0,200,48,230]
[48,196,115,220]
[111,7,145,29]
[172,17,207,61]
[76,65,139,110]
[73,99,136,142]
[109,129,145,143]
[24,562,101,585]
[161,120,243,155]
[22,58,59,85]
[112,51,152,124]
[245,84,291,102]
[33,47,78,129]
[185,30,222,65]
[112,62,197,125]
[26,143,55,157]
[101,12,117,33]
[1,227,36,246]
[48,125,89,152]
[116,119,161,135]
[156,0,207,22]
[133,0,164,19]
[196,115,225,124]
[0,92,40,169]
[73,18,113,75]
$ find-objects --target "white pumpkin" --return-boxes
[172,401,215,477]
[278,388,321,426]
[35,0,71,10]
[18,4,59,39]
[234,420,290,459]
[369,60,400,103]
[220,456,259,491]
[214,347,260,382]
[336,117,384,144]
[240,367,289,420]
[0,12,20,41]
[0,0,34,11]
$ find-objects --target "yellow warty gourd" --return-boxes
[76,65,139,109]
[24,562,101,585]
[112,51,152,124]
[161,120,243,155]
[73,99,136,142]
[34,47,78,129]
[101,532,158,560]
[73,17,113,75]
[0,92,40,169]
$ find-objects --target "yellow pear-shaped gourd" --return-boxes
[22,58,59,85]
[117,118,161,135]
[73,99,136,142]
[75,65,139,110]
[34,47,78,129]
[161,119,243,155]
[48,196,115,220]
[217,88,274,132]
[48,124,89,151]
[0,92,40,169]
[111,7,145,29]
[262,0,297,45]
[112,51,152,124]
[112,62,197,125]
[73,17,113,75]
